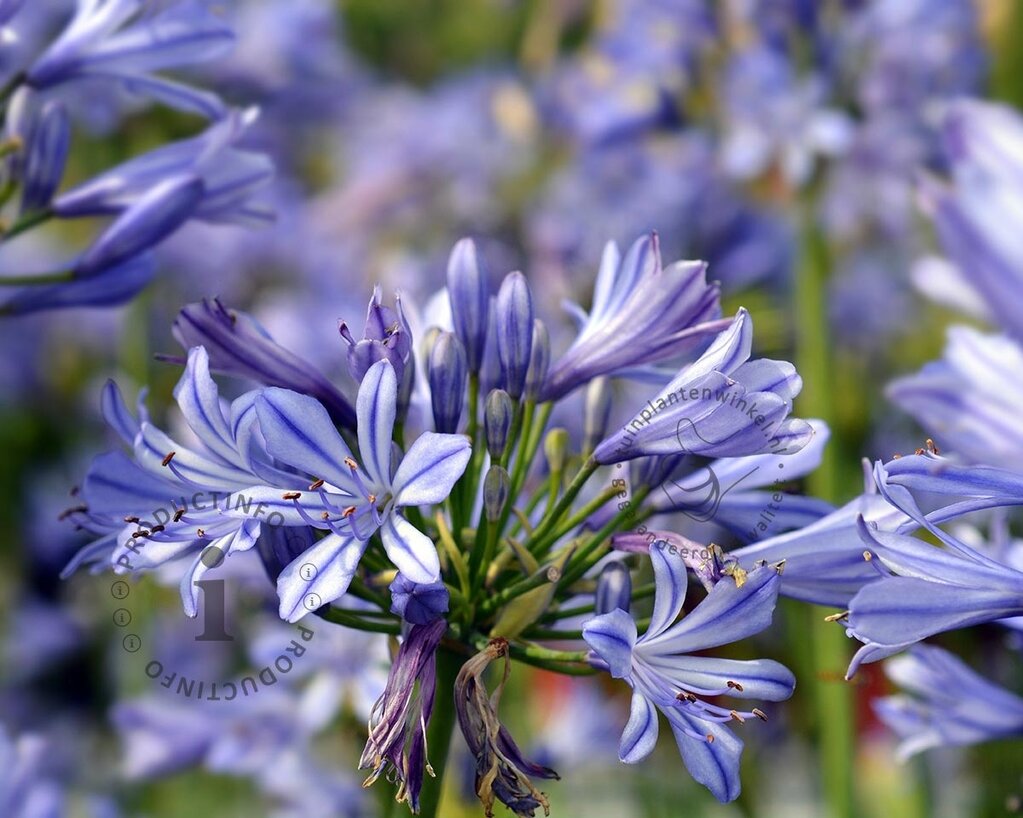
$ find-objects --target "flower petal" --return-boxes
[665,708,743,803]
[619,691,659,764]
[379,513,440,584]
[357,359,398,487]
[256,388,358,493]
[392,432,472,507]
[277,532,367,623]
[646,539,690,640]
[582,608,637,679]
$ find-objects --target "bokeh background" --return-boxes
[3,1,1023,816]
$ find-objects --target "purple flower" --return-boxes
[54,107,274,227]
[26,0,234,118]
[248,359,470,621]
[390,574,449,626]
[495,271,534,400]
[340,286,414,387]
[593,309,814,464]
[446,237,490,372]
[875,645,1023,759]
[542,233,726,402]
[582,546,793,802]
[171,298,357,429]
[0,254,156,315]
[359,619,446,813]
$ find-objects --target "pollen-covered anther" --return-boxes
[132,529,150,538]
[172,508,185,522]
[925,438,940,454]
[150,524,165,534]
[282,491,301,500]
[730,710,745,724]
[367,494,377,504]
[863,550,873,562]
[344,456,359,470]
[706,734,715,743]
[752,708,768,722]
[824,610,850,622]
[196,528,206,538]
[676,691,698,703]
[123,515,140,523]
[342,505,357,518]
[161,451,176,467]
[726,680,744,692]
[321,511,330,520]
[309,478,324,490]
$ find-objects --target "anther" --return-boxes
[173,508,185,522]
[726,681,744,692]
[133,529,150,538]
[926,438,940,455]
[730,710,745,724]
[342,505,357,517]
[282,491,301,500]
[367,494,377,504]
[124,515,140,523]
[161,451,176,467]
[321,511,331,520]
[196,528,206,538]
[150,524,165,534]
[309,478,324,490]
[706,734,715,743]
[824,610,850,622]
[344,457,358,470]
[863,551,873,562]
[752,709,768,722]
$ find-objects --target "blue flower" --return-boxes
[53,107,274,226]
[26,0,234,118]
[170,298,357,429]
[582,546,794,802]
[593,308,814,463]
[541,233,727,401]
[874,645,1023,760]
[250,359,470,621]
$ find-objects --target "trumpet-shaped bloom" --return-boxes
[875,645,1023,760]
[248,359,470,621]
[593,308,813,463]
[542,234,725,401]
[26,0,233,118]
[583,546,794,802]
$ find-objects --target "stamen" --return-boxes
[196,528,206,538]
[161,451,176,467]
[58,505,88,521]
[309,478,324,490]
[282,492,301,500]
[124,515,140,524]
[752,709,768,722]
[824,610,850,622]
[150,524,165,534]
[726,680,744,692]
[926,438,940,455]
[173,508,185,522]
[729,710,745,724]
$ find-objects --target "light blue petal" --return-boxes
[619,691,659,764]
[665,708,743,803]
[379,513,440,584]
[357,359,398,487]
[646,541,689,640]
[100,380,140,446]
[256,388,358,493]
[276,532,367,623]
[582,608,637,679]
[392,432,472,507]
[173,346,238,466]
[645,655,795,701]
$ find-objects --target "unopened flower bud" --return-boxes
[447,238,489,371]
[584,376,613,455]
[496,271,534,399]
[428,331,467,433]
[483,465,510,523]
[544,428,570,474]
[484,389,513,459]
[479,297,505,396]
[523,319,550,403]
[595,562,632,615]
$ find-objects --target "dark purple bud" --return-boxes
[523,319,550,403]
[256,524,315,583]
[340,287,414,385]
[390,573,449,625]
[484,389,513,459]
[595,562,632,615]
[428,331,467,433]
[447,238,489,372]
[496,272,534,400]
[76,174,202,278]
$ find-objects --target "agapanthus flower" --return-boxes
[25,0,234,117]
[593,308,814,464]
[582,545,794,802]
[874,645,1023,760]
[244,359,470,621]
[541,233,727,402]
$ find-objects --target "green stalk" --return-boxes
[317,607,400,635]
[525,456,598,547]
[2,208,53,243]
[418,648,461,818]
[795,197,857,818]
[0,268,72,286]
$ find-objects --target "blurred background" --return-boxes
[3,1,1023,816]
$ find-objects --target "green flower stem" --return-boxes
[456,372,482,530]
[498,400,524,470]
[317,607,400,634]
[418,647,462,818]
[0,267,73,286]
[795,195,858,818]
[558,486,651,589]
[2,208,53,243]
[524,618,649,642]
[524,456,599,548]
[528,483,619,559]
[509,400,552,502]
